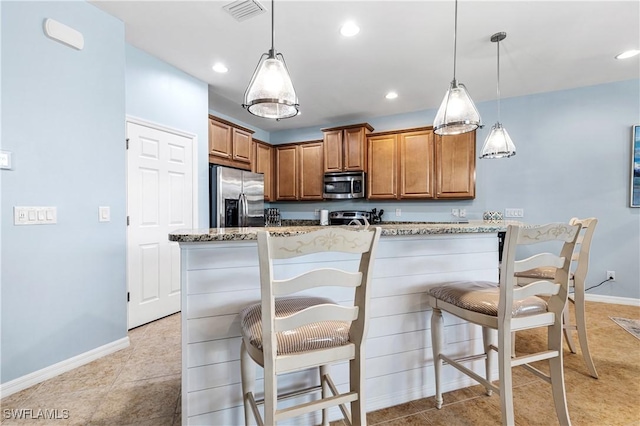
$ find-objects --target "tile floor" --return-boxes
[1,301,638,425]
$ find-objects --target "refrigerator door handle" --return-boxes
[244,193,249,226]
[239,193,248,227]
[237,193,244,227]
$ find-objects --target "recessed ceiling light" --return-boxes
[385,91,398,100]
[340,21,360,37]
[616,49,640,59]
[212,63,228,73]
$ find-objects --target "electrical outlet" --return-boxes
[314,209,320,218]
[459,208,466,218]
[451,208,459,217]
[607,271,616,281]
[395,208,401,217]
[504,208,524,218]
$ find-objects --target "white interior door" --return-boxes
[126,120,195,329]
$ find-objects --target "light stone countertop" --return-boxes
[168,220,517,243]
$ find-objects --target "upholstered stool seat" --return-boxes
[426,223,581,426]
[515,267,574,281]
[427,281,547,318]
[240,296,351,355]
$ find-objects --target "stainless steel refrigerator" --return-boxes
[210,165,264,228]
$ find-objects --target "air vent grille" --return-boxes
[223,0,266,22]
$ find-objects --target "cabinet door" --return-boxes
[367,134,397,199]
[343,127,367,172]
[275,145,298,201]
[232,128,252,164]
[254,142,274,202]
[399,130,435,199]
[298,142,324,200]
[209,119,232,159]
[435,131,476,199]
[323,130,343,172]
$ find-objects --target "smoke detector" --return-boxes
[223,0,266,22]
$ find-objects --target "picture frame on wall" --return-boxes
[632,125,640,207]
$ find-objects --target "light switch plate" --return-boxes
[99,206,111,222]
[504,208,524,218]
[0,151,12,170]
[14,206,57,225]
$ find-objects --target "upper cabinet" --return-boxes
[400,129,435,199]
[208,115,253,170]
[367,128,434,199]
[434,131,476,199]
[322,123,373,173]
[367,133,398,199]
[275,141,324,201]
[252,140,274,202]
[367,127,475,200]
[275,145,298,201]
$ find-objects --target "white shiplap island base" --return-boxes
[170,222,507,425]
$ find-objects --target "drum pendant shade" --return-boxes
[243,0,299,119]
[480,31,516,159]
[433,0,481,136]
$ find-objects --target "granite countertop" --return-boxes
[169,220,514,243]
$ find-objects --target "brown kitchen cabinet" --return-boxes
[367,133,398,199]
[275,141,324,201]
[435,131,476,199]
[298,142,324,200]
[275,145,298,200]
[400,129,435,198]
[367,128,435,199]
[252,140,275,202]
[208,115,253,170]
[322,123,373,173]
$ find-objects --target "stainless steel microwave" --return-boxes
[323,171,366,199]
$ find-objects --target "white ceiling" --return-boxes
[90,0,640,133]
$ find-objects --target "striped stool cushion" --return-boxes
[239,296,351,355]
[428,281,547,317]
[515,266,556,279]
[515,267,575,281]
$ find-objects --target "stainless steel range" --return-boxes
[328,210,371,225]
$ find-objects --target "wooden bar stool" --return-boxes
[515,217,599,378]
[239,226,381,426]
[427,222,581,426]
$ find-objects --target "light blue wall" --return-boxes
[1,1,126,383]
[126,45,209,227]
[268,80,640,300]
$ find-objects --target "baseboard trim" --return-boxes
[585,294,640,306]
[0,337,130,399]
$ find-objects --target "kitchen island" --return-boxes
[170,222,508,425]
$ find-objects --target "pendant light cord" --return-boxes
[271,0,275,54]
[496,37,501,123]
[452,0,458,80]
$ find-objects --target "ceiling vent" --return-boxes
[223,0,267,22]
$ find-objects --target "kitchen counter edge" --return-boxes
[169,221,519,243]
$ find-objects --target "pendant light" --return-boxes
[242,0,299,120]
[433,0,481,136]
[480,32,516,159]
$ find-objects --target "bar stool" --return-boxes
[427,222,580,426]
[515,217,599,378]
[239,226,381,426]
